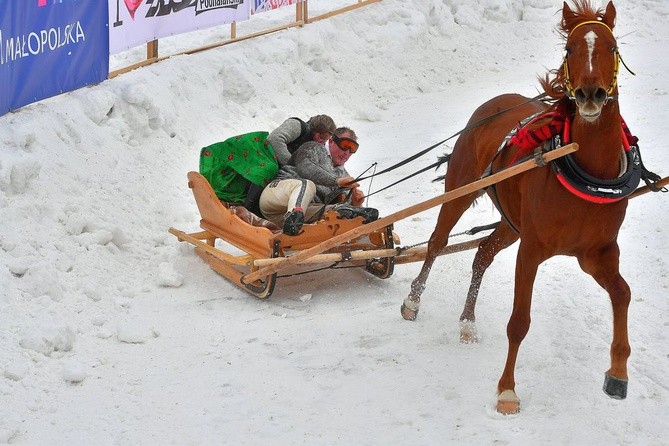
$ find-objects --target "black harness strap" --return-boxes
[636,147,668,192]
[483,150,522,234]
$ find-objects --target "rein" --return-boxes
[356,92,549,197]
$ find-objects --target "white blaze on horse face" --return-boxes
[584,30,598,72]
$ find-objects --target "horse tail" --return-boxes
[432,153,452,182]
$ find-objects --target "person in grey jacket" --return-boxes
[267,115,337,167]
[240,115,336,215]
[259,127,379,236]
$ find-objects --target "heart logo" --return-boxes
[124,0,142,20]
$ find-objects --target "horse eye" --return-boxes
[564,46,572,55]
[611,46,618,53]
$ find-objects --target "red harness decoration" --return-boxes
[503,105,642,204]
[507,102,568,165]
[507,104,637,166]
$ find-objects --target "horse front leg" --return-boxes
[401,197,475,321]
[496,243,541,414]
[460,222,518,343]
[578,244,631,399]
[400,227,449,321]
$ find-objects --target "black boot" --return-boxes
[332,204,379,224]
[282,208,305,236]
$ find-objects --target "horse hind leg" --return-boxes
[401,193,480,321]
[578,245,631,400]
[460,222,518,343]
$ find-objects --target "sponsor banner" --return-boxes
[0,0,109,116]
[250,0,303,15]
[110,0,251,54]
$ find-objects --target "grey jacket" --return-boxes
[267,118,304,167]
[275,141,350,204]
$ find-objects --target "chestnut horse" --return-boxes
[401,1,634,413]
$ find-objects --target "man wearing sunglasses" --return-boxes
[259,127,379,236]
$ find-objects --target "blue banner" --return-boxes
[0,0,109,116]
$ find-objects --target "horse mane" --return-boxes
[539,1,610,101]
[558,0,607,36]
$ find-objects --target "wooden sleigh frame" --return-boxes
[169,142,666,299]
[169,171,398,298]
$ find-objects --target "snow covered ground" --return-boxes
[1,0,667,444]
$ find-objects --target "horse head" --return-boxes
[561,1,619,122]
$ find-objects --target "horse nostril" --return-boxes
[574,87,607,104]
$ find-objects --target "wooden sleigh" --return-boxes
[169,143,666,299]
[169,171,398,298]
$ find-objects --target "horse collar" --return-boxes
[550,123,641,204]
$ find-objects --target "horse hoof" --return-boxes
[400,303,418,321]
[459,320,479,344]
[603,374,628,400]
[496,390,520,415]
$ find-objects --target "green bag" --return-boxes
[199,131,279,203]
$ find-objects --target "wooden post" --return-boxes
[296,1,303,23]
[147,40,158,59]
[231,21,237,39]
[303,0,309,24]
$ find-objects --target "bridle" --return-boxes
[562,20,621,102]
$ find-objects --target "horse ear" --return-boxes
[562,2,576,23]
[602,1,617,29]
